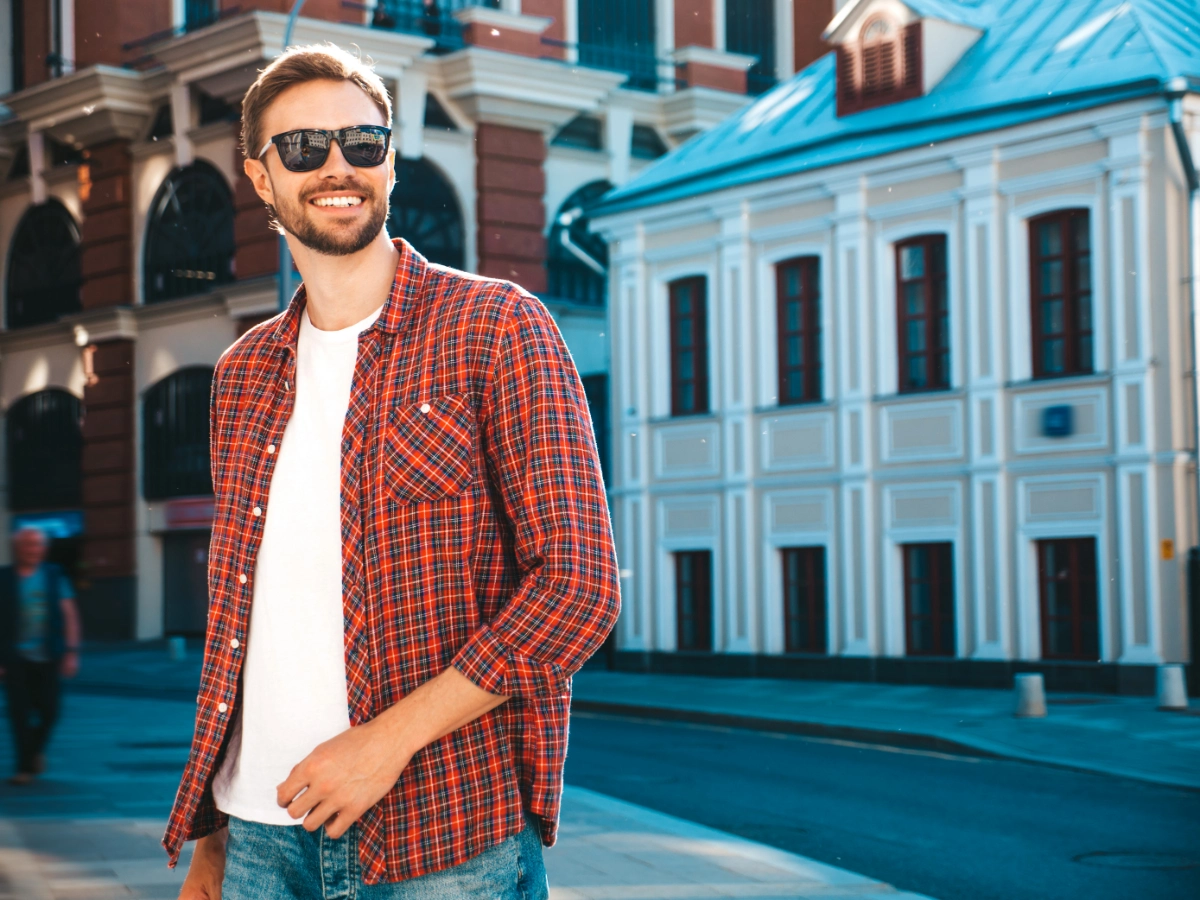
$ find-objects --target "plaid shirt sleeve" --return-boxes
[451,291,619,698]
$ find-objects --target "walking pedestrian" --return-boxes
[0,526,82,785]
[164,43,619,900]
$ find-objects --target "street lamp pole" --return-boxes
[276,0,308,311]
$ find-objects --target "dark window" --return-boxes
[903,542,955,656]
[6,389,82,511]
[580,373,609,484]
[896,234,949,392]
[1030,209,1092,379]
[547,180,611,305]
[387,158,465,270]
[423,93,458,130]
[143,368,214,500]
[11,0,24,92]
[197,91,237,126]
[782,546,826,653]
[578,0,659,91]
[1037,538,1099,661]
[726,0,776,95]
[5,199,81,329]
[776,256,821,404]
[631,124,668,160]
[7,144,30,181]
[836,17,922,116]
[372,1,501,53]
[675,550,713,651]
[669,277,709,416]
[551,115,604,151]
[148,104,174,140]
[48,136,84,167]
[185,0,219,32]
[144,161,235,303]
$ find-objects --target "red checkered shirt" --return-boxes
[162,239,619,884]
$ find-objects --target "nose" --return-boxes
[318,137,357,178]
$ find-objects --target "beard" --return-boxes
[267,175,389,256]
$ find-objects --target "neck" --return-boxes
[288,230,399,331]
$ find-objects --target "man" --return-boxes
[164,43,619,900]
[0,526,82,785]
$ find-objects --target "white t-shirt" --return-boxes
[213,303,382,825]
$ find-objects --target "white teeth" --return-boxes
[312,196,363,207]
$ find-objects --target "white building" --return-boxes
[593,0,1200,692]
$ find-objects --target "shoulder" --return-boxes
[425,265,552,331]
[212,313,285,393]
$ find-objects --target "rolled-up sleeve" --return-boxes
[452,292,620,699]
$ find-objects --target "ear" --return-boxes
[243,156,276,206]
[385,146,396,196]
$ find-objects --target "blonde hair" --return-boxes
[239,43,392,161]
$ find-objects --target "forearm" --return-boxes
[61,599,82,648]
[374,666,508,759]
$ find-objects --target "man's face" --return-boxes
[14,531,47,568]
[249,79,394,256]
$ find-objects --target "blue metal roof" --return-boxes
[597,0,1200,217]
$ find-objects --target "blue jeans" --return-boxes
[222,814,549,900]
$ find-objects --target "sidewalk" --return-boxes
[571,670,1200,791]
[0,686,931,899]
[67,642,1200,789]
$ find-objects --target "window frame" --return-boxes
[1036,537,1100,661]
[668,276,710,417]
[902,541,956,657]
[1028,208,1093,379]
[894,233,950,393]
[782,546,827,654]
[675,550,713,652]
[775,256,822,405]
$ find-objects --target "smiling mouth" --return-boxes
[310,196,364,208]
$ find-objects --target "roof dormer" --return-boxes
[824,0,983,116]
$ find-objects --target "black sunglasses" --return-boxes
[258,125,391,172]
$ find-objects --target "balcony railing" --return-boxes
[361,0,500,53]
[540,38,680,93]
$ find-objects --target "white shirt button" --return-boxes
[239,574,247,584]
[267,444,276,454]
[252,506,262,517]
[420,402,431,414]
[230,639,240,649]
[217,702,228,713]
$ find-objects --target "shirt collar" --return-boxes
[270,237,429,347]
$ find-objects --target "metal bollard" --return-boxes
[168,635,187,661]
[1157,664,1189,711]
[1014,673,1047,718]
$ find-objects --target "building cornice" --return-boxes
[437,47,627,135]
[148,11,433,101]
[3,65,162,147]
[661,87,752,141]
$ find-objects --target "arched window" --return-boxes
[5,200,82,329]
[143,367,214,500]
[547,180,612,306]
[144,161,235,303]
[387,159,464,269]
[6,389,83,511]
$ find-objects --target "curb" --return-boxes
[570,699,1200,793]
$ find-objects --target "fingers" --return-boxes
[276,765,304,809]
[302,800,340,833]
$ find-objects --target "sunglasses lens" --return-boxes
[340,127,389,167]
[277,131,330,172]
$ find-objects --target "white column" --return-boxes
[396,70,429,161]
[713,0,727,50]
[831,175,877,655]
[171,81,194,168]
[1108,124,1162,664]
[960,150,1010,660]
[718,202,756,652]
[605,103,634,186]
[27,131,46,204]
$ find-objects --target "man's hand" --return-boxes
[178,828,227,899]
[60,650,79,679]
[277,716,412,839]
[276,667,507,840]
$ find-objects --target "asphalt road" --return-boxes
[563,710,1200,900]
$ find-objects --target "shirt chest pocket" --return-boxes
[380,393,476,503]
